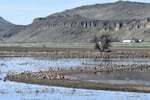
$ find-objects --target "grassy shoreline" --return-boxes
[6,78,150,93]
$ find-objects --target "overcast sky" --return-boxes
[0,0,150,25]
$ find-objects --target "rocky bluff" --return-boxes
[33,14,150,31]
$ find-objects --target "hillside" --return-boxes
[60,1,150,20]
[0,17,13,26]
[3,1,150,43]
[0,17,25,41]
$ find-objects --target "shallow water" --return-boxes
[72,70,150,85]
[0,57,150,100]
[90,58,150,65]
[0,81,150,100]
[0,57,85,79]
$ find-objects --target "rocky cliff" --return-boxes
[32,14,150,31]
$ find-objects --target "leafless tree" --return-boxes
[92,34,111,52]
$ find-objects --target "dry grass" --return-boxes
[0,46,149,58]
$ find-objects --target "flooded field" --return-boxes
[0,57,150,100]
[86,58,150,65]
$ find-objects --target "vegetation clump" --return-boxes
[92,34,111,52]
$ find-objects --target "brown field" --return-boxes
[0,46,150,58]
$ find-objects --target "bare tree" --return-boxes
[93,34,111,52]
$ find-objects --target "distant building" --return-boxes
[122,39,143,43]
[138,39,144,42]
[122,40,135,43]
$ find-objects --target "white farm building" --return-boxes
[122,40,135,43]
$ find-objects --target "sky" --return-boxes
[0,0,150,25]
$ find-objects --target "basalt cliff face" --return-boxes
[2,1,150,43]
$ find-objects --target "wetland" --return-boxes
[0,46,150,99]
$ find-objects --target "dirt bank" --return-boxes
[5,64,150,93]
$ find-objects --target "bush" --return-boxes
[94,34,111,52]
